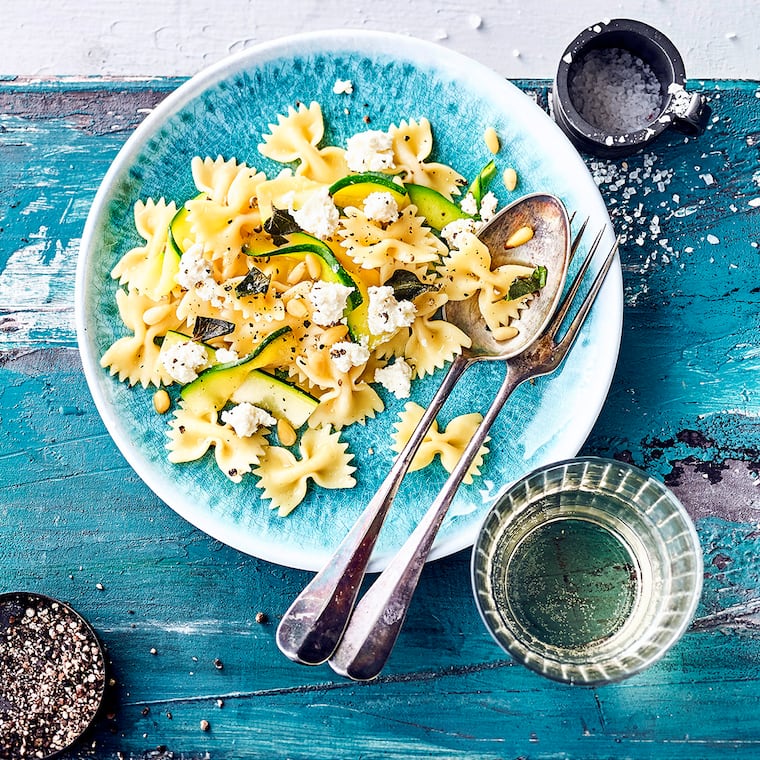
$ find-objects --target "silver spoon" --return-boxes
[276,193,571,667]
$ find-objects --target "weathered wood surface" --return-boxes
[1,78,760,758]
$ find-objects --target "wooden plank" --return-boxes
[2,78,760,758]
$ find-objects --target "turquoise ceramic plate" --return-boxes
[76,30,622,572]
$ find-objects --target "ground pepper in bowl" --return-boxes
[0,592,106,759]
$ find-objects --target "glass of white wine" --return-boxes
[471,457,703,685]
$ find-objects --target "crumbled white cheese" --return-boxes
[374,358,413,399]
[441,218,481,249]
[345,130,396,173]
[363,191,399,223]
[292,186,340,240]
[175,243,230,308]
[214,348,239,364]
[161,340,208,384]
[329,341,371,373]
[367,285,416,336]
[333,79,354,95]
[460,192,479,215]
[479,191,498,221]
[176,243,217,301]
[221,402,276,438]
[307,280,355,326]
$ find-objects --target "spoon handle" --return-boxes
[328,363,526,680]
[276,354,470,666]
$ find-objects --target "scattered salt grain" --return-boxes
[569,47,662,133]
[468,14,482,29]
[707,234,720,245]
[748,198,760,207]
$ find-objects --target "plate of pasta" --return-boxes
[76,30,622,571]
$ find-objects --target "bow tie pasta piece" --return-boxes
[258,101,348,185]
[403,292,472,379]
[110,199,179,301]
[167,401,269,483]
[389,118,465,199]
[185,157,267,268]
[339,205,446,281]
[100,289,181,388]
[190,155,267,211]
[391,401,490,485]
[438,232,537,340]
[295,339,384,429]
[254,425,356,516]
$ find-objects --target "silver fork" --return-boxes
[327,230,620,681]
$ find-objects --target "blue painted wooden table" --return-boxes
[2,77,760,759]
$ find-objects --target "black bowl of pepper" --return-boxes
[0,592,107,759]
[551,18,711,158]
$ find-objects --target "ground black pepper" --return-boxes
[0,592,106,759]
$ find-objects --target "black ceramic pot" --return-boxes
[551,18,711,158]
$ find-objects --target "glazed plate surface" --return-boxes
[76,30,622,571]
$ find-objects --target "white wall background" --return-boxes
[3,0,758,80]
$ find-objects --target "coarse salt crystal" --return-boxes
[706,234,720,245]
[568,47,662,133]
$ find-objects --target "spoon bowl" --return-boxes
[445,192,571,360]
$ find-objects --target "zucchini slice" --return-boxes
[230,370,318,428]
[180,326,294,414]
[329,172,407,209]
[168,193,205,256]
[250,233,363,311]
[404,183,472,232]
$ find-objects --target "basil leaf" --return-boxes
[235,266,271,297]
[507,266,548,300]
[264,207,301,245]
[384,269,438,302]
[192,316,235,341]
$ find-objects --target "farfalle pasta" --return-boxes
[391,402,491,485]
[100,99,545,514]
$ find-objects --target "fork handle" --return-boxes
[275,354,470,666]
[328,362,528,681]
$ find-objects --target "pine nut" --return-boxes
[503,167,518,192]
[285,298,308,318]
[153,389,171,414]
[143,304,172,325]
[277,418,297,447]
[286,261,308,284]
[322,325,348,344]
[492,325,519,341]
[305,253,322,280]
[505,225,534,249]
[483,126,500,154]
